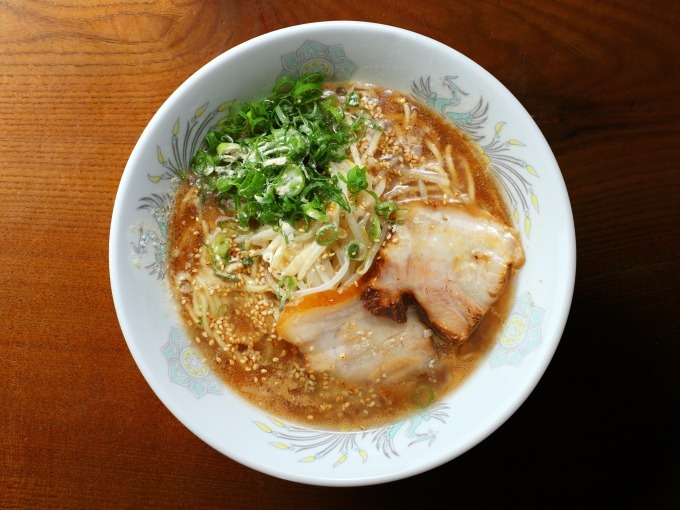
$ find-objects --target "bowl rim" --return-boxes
[110,20,576,486]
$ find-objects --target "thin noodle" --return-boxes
[458,156,476,201]
[350,143,362,166]
[425,139,443,165]
[365,130,382,160]
[444,144,457,188]
[418,179,428,199]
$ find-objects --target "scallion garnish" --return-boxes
[276,275,297,303]
[338,164,399,221]
[315,224,338,246]
[345,241,367,261]
[188,72,371,230]
[368,214,381,241]
[374,199,399,218]
[338,165,369,196]
[412,385,435,408]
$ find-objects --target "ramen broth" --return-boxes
[166,82,520,430]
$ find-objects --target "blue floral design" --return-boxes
[489,293,544,367]
[161,327,222,398]
[280,40,357,81]
[132,193,173,279]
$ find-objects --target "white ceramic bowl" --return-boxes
[110,21,575,486]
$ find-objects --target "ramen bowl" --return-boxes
[109,21,575,486]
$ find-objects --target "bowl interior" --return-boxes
[110,21,575,486]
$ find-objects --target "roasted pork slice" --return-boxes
[276,285,436,385]
[362,201,524,343]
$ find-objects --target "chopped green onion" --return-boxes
[213,268,239,282]
[273,164,305,197]
[301,202,328,222]
[274,105,288,126]
[188,72,371,230]
[368,215,381,241]
[285,129,306,155]
[276,275,297,302]
[375,199,398,218]
[212,233,231,259]
[315,224,338,246]
[412,385,434,408]
[346,241,367,261]
[273,75,295,95]
[346,91,361,107]
[205,238,239,282]
[338,165,369,196]
[216,142,241,155]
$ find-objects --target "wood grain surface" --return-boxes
[1,1,677,508]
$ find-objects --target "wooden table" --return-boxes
[1,1,677,507]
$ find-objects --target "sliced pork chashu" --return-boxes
[362,201,524,343]
[276,285,436,385]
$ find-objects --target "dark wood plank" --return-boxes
[1,0,677,508]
